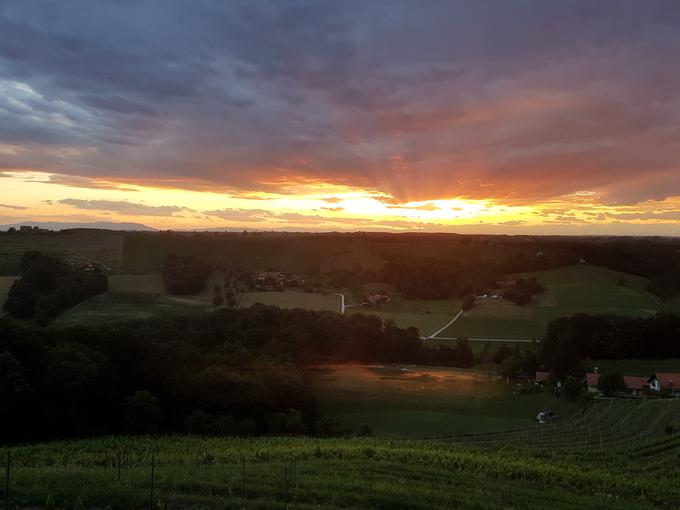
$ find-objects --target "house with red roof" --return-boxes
[535,371,550,384]
[584,370,680,397]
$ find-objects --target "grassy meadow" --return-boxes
[590,358,680,376]
[439,265,666,340]
[54,293,208,326]
[306,364,576,437]
[239,290,342,313]
[121,234,385,273]
[347,298,461,337]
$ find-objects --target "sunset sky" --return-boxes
[2,1,680,234]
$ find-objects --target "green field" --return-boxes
[121,233,385,273]
[439,265,666,340]
[347,298,461,337]
[307,364,575,437]
[591,358,680,376]
[0,275,17,308]
[4,399,680,509]
[108,273,166,294]
[54,293,208,326]
[239,290,341,312]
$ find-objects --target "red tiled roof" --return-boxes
[623,376,647,390]
[656,373,680,390]
[586,372,599,387]
[535,371,550,382]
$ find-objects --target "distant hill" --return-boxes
[0,221,156,231]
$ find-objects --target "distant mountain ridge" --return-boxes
[0,221,157,231]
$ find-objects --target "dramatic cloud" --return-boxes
[0,203,27,210]
[58,199,186,217]
[2,0,680,208]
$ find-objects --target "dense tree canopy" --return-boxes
[0,305,476,444]
[541,313,680,376]
[163,254,212,294]
[3,251,108,322]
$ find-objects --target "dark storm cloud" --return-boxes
[3,1,680,204]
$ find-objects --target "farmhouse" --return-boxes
[585,371,680,397]
[534,371,551,385]
[367,294,390,305]
[655,373,680,396]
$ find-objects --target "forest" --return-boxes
[3,251,108,323]
[540,312,680,378]
[0,306,475,444]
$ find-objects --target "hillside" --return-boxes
[437,264,668,341]
[5,399,680,509]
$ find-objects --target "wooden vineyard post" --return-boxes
[241,456,246,499]
[4,449,9,510]
[283,464,288,506]
[149,454,156,510]
[117,450,122,483]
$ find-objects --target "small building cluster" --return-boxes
[254,271,288,291]
[535,370,680,398]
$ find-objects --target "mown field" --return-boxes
[239,290,341,313]
[439,265,667,341]
[54,293,208,326]
[4,398,680,509]
[306,364,576,437]
[347,298,461,337]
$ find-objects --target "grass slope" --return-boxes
[347,299,461,337]
[54,293,208,326]
[239,290,341,313]
[306,364,576,437]
[440,264,665,340]
[6,399,680,509]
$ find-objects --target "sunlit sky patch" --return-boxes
[2,1,680,235]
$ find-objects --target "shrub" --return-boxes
[355,423,373,437]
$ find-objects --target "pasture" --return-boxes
[306,364,576,437]
[439,265,664,341]
[54,293,208,326]
[239,290,341,312]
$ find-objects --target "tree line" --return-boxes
[0,305,474,444]
[540,312,680,380]
[3,251,108,323]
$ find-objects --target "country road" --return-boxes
[431,337,534,343]
[425,308,463,339]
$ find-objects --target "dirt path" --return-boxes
[425,308,463,339]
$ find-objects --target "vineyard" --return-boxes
[2,400,679,509]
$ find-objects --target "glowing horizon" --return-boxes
[2,1,680,236]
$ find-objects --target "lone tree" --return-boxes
[597,372,627,396]
[461,294,475,311]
